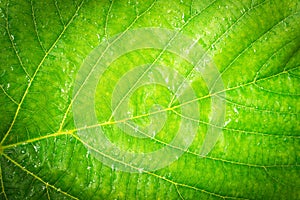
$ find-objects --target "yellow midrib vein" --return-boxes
[2,66,299,151]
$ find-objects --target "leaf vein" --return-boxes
[107,0,219,121]
[0,163,8,200]
[0,0,85,145]
[57,0,157,131]
[104,0,114,39]
[0,84,18,105]
[54,0,66,27]
[5,0,31,78]
[2,153,78,200]
[210,11,300,94]
[30,0,47,53]
[71,134,248,199]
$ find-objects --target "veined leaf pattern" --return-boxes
[0,0,299,199]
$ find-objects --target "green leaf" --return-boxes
[0,0,299,199]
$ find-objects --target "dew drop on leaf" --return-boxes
[233,107,239,114]
[138,168,144,173]
[224,119,232,127]
[86,151,90,158]
[33,145,39,152]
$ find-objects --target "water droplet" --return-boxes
[233,107,239,114]
[0,8,4,17]
[96,34,101,41]
[184,48,190,55]
[138,168,144,173]
[87,166,91,170]
[33,145,39,152]
[195,66,201,72]
[224,118,231,126]
[165,76,169,83]
[11,34,14,40]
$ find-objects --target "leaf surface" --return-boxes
[0,0,299,199]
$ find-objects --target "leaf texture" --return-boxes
[0,0,299,199]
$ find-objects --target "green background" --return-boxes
[0,0,299,199]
